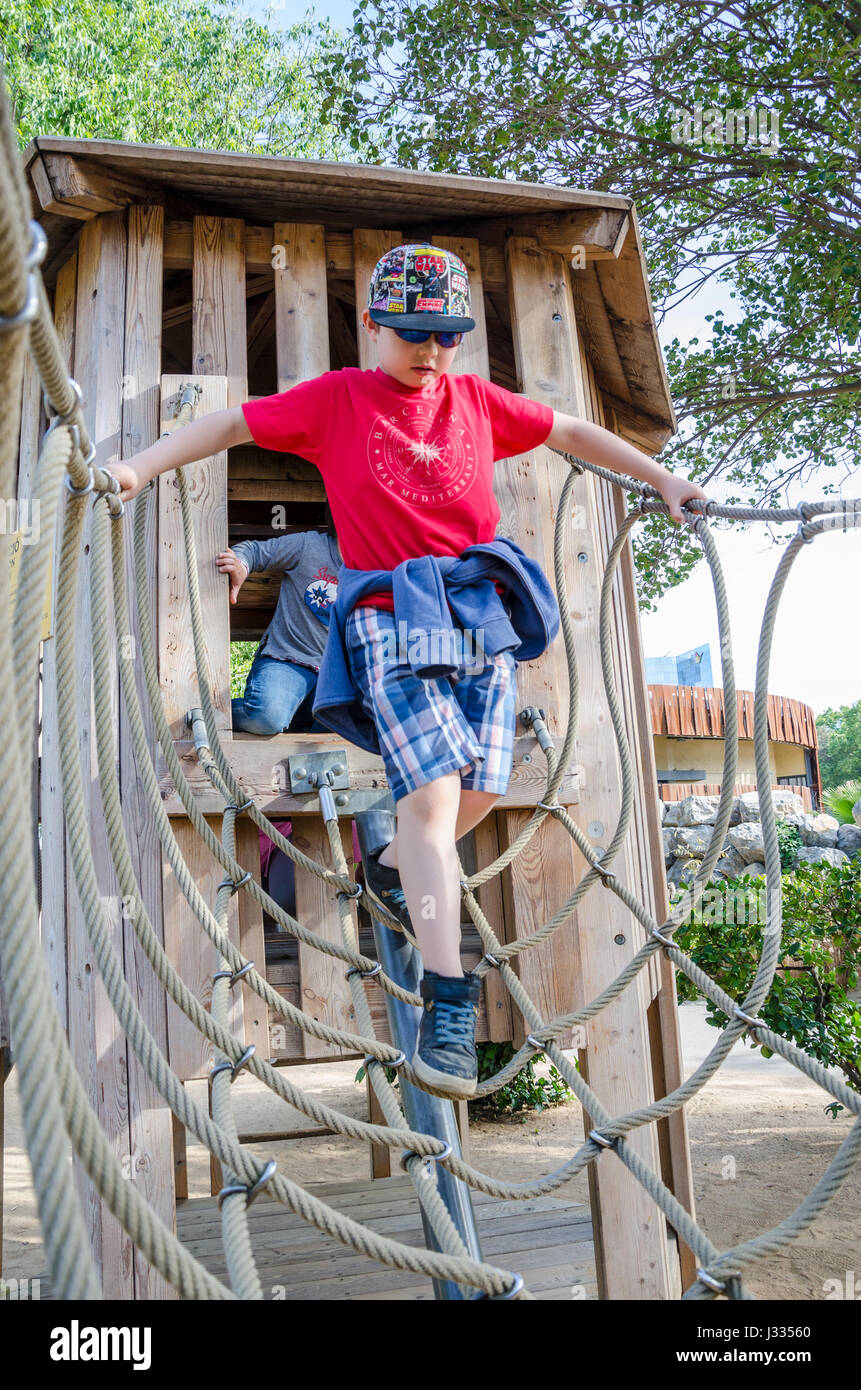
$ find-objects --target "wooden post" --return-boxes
[503,235,675,1299]
[119,202,176,1299]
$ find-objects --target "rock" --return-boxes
[737,861,767,880]
[711,846,748,880]
[736,790,805,823]
[796,846,849,868]
[854,797,861,827]
[727,821,765,863]
[659,799,668,824]
[674,794,720,827]
[662,828,675,866]
[835,824,861,857]
[671,825,719,858]
[667,856,702,888]
[799,812,839,847]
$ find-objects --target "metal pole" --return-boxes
[354,807,484,1301]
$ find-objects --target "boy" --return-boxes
[217,503,342,735]
[105,242,707,1099]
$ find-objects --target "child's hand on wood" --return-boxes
[216,548,249,604]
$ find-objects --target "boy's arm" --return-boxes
[233,533,305,575]
[103,405,253,502]
[543,411,708,524]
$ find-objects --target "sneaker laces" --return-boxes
[383,884,407,910]
[430,998,476,1047]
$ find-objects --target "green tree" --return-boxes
[1,0,359,159]
[314,0,861,606]
[817,701,861,788]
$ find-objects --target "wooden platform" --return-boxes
[172,1175,598,1300]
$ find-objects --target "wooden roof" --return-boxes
[648,684,819,749]
[22,136,676,436]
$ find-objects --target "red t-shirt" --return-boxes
[240,367,554,610]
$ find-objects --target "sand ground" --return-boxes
[2,1001,859,1300]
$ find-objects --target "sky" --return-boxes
[237,0,859,717]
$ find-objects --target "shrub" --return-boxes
[467,1041,574,1118]
[822,779,861,825]
[775,818,803,872]
[671,859,861,1105]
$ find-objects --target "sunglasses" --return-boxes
[392,327,463,347]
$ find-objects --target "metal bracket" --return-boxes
[284,750,351,796]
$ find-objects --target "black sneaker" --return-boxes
[360,842,414,934]
[412,970,480,1098]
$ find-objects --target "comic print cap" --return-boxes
[367,244,475,332]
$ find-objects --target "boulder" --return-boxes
[711,846,748,880]
[854,797,861,827]
[662,828,675,866]
[671,825,718,858]
[799,812,839,847]
[727,821,765,863]
[666,794,719,828]
[835,824,861,857]
[667,856,702,888]
[737,861,767,880]
[796,846,849,869]
[736,790,805,823]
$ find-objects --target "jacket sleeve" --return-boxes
[233,533,306,575]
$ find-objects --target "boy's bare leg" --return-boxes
[378,785,498,871]
[377,777,498,977]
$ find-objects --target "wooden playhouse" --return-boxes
[12,136,697,1298]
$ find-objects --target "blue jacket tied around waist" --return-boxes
[311,537,560,755]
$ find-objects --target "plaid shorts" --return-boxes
[345,605,518,805]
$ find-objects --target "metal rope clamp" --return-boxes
[225,797,254,813]
[217,1158,278,1211]
[696,1267,727,1294]
[212,961,255,988]
[364,1050,406,1072]
[592,859,616,885]
[102,469,124,519]
[216,869,253,894]
[337,880,363,902]
[210,1045,256,1084]
[733,1005,768,1040]
[526,1034,547,1055]
[0,219,47,333]
[589,1128,618,1151]
[476,1272,525,1300]
[651,925,675,951]
[345,960,381,981]
[399,1140,453,1175]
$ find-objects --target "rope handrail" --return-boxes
[1,72,860,1300]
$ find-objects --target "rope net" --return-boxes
[1,80,860,1302]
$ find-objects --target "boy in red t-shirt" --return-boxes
[106,243,706,1098]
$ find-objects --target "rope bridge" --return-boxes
[2,85,860,1303]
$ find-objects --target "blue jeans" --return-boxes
[232,653,328,736]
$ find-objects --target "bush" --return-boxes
[231,640,257,698]
[467,1041,574,1118]
[775,818,803,872]
[671,859,861,1105]
[822,779,861,824]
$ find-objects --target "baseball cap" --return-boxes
[367,243,475,332]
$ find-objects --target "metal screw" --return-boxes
[335,794,349,806]
[588,821,604,838]
[614,934,626,945]
[522,753,531,763]
[295,767,307,780]
[332,763,345,776]
[577,551,588,563]
[552,312,562,322]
